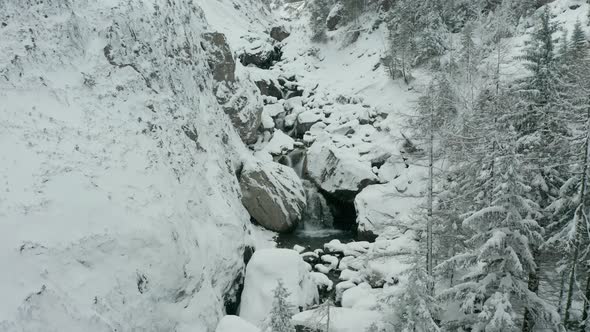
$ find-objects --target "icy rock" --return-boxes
[215,315,260,332]
[239,249,318,326]
[202,32,236,82]
[240,161,306,233]
[293,307,381,332]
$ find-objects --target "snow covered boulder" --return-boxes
[239,249,318,326]
[307,140,379,200]
[292,307,381,332]
[239,39,282,69]
[215,82,263,145]
[355,169,425,237]
[215,315,260,332]
[239,161,306,232]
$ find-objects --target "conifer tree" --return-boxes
[385,260,440,332]
[265,280,296,332]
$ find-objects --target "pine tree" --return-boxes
[437,91,560,331]
[384,259,440,332]
[265,280,296,332]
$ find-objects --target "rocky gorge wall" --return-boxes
[0,0,269,330]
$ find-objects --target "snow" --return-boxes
[239,249,318,326]
[215,315,261,332]
[320,254,339,269]
[293,244,306,253]
[310,272,334,291]
[341,283,378,310]
[292,307,381,332]
[314,264,332,274]
[262,130,295,155]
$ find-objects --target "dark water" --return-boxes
[275,228,356,251]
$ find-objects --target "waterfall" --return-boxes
[277,148,306,178]
[301,180,334,231]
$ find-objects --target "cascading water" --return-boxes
[300,179,335,234]
[276,146,355,249]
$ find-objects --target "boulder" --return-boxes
[239,249,318,326]
[202,32,235,82]
[239,41,282,69]
[270,26,290,42]
[239,161,306,232]
[355,168,426,236]
[307,141,379,200]
[255,78,283,99]
[215,315,260,332]
[215,82,262,145]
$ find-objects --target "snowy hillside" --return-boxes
[0,0,267,330]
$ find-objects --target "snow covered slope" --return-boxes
[0,0,264,330]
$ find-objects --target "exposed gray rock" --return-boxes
[239,42,282,69]
[240,161,306,233]
[215,82,262,144]
[326,5,343,31]
[270,26,290,42]
[202,32,235,82]
[255,78,283,100]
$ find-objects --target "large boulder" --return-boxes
[355,166,426,238]
[239,40,282,69]
[307,140,379,201]
[239,249,318,326]
[239,161,306,232]
[202,32,235,82]
[255,78,283,99]
[215,82,262,145]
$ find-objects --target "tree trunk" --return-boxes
[522,250,541,332]
[582,271,590,332]
[426,95,434,295]
[565,113,590,326]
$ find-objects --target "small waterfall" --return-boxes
[277,147,306,178]
[301,179,334,232]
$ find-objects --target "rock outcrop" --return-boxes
[270,26,290,42]
[215,82,263,145]
[239,161,306,232]
[202,32,236,82]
